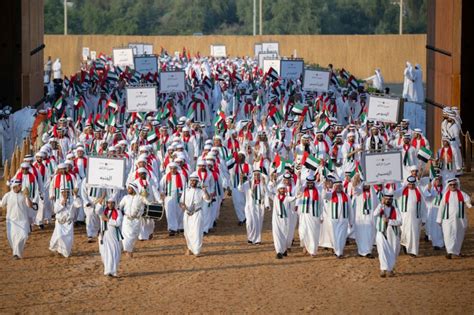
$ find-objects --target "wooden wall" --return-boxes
[44,34,426,84]
[426,0,462,151]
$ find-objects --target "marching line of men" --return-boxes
[1,51,471,279]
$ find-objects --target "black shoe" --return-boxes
[336,255,344,259]
[87,237,94,243]
[179,229,184,233]
[433,246,441,251]
[39,224,45,230]
[366,253,375,259]
[283,251,288,257]
[169,231,176,236]
[409,254,417,258]
[254,242,261,245]
[213,221,217,228]
[238,221,243,226]
[424,235,429,242]
[247,240,253,244]
[276,253,283,259]
[446,253,452,259]
[402,246,407,254]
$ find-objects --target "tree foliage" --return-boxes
[45,0,426,35]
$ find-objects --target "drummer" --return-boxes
[134,167,158,241]
[179,172,212,257]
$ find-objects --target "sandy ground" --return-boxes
[1,178,474,314]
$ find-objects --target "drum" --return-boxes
[144,203,164,220]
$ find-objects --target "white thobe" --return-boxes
[297,186,323,255]
[437,190,472,255]
[99,209,123,276]
[1,191,31,258]
[49,197,82,257]
[353,188,378,256]
[398,188,428,256]
[323,190,354,256]
[373,204,402,272]
[271,193,296,254]
[239,180,270,244]
[119,194,149,253]
[179,187,211,255]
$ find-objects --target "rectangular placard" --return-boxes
[82,47,90,61]
[126,86,157,112]
[143,44,153,55]
[254,43,262,57]
[90,51,97,60]
[86,157,126,190]
[367,95,401,123]
[258,52,278,69]
[113,48,135,69]
[263,59,280,75]
[302,70,330,92]
[362,151,403,184]
[211,45,227,57]
[128,43,143,56]
[134,55,158,74]
[280,59,304,80]
[262,42,279,54]
[159,71,186,93]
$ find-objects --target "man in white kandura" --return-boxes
[398,176,428,257]
[270,183,297,259]
[99,198,123,278]
[1,179,34,259]
[179,172,211,257]
[119,182,151,258]
[49,188,82,258]
[296,174,323,257]
[437,178,472,259]
[373,192,402,278]
[238,169,270,245]
[323,178,353,259]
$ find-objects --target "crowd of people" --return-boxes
[1,49,471,279]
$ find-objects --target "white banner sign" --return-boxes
[90,51,97,60]
[87,157,126,190]
[258,52,278,69]
[262,42,279,54]
[263,59,280,75]
[362,151,403,184]
[113,48,135,69]
[211,45,227,57]
[254,43,263,57]
[134,56,158,74]
[303,70,330,92]
[280,60,304,80]
[143,44,153,55]
[159,71,186,93]
[126,86,157,112]
[367,95,401,123]
[82,47,90,61]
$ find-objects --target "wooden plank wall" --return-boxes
[44,34,427,84]
[426,0,462,152]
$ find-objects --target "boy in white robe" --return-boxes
[373,193,402,277]
[426,173,445,250]
[159,162,186,236]
[49,188,82,258]
[238,169,270,245]
[99,198,123,277]
[81,183,105,242]
[296,175,323,257]
[398,176,429,257]
[322,178,353,259]
[437,178,472,259]
[270,183,297,259]
[1,180,33,259]
[179,172,212,256]
[352,179,378,258]
[119,183,151,258]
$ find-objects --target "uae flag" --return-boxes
[330,74,340,87]
[417,147,433,163]
[268,106,283,125]
[53,96,63,110]
[339,68,351,81]
[226,156,236,170]
[147,129,158,144]
[106,99,118,112]
[429,160,437,180]
[350,162,364,180]
[267,67,279,81]
[347,75,359,90]
[291,103,305,116]
[317,115,331,133]
[301,152,320,171]
[214,108,226,131]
